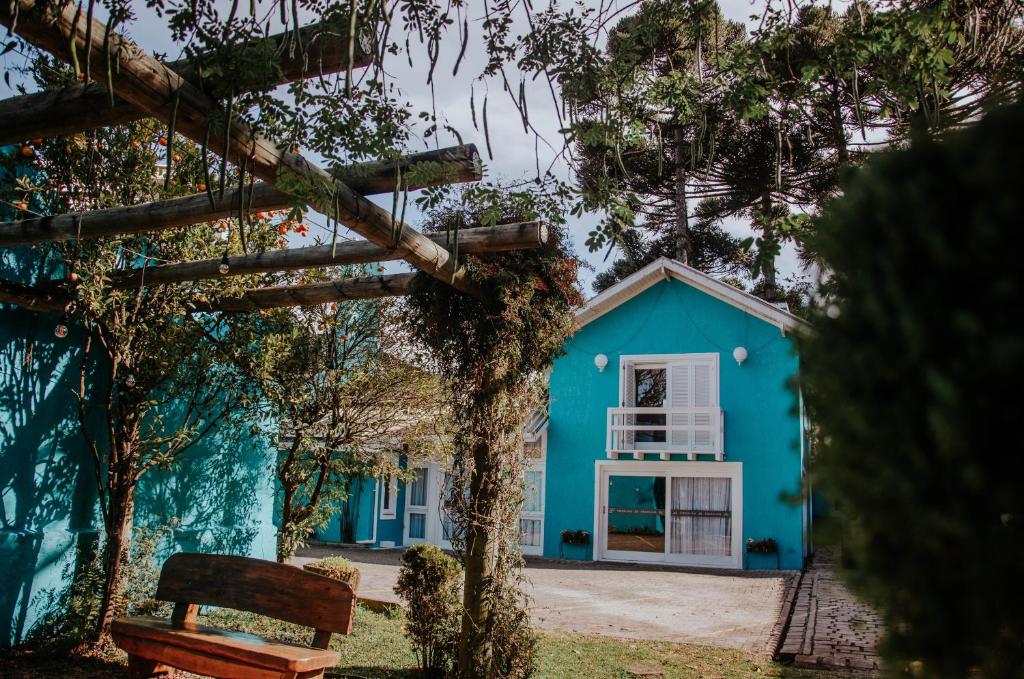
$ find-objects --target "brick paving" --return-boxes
[779,547,884,674]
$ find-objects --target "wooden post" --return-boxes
[0,19,372,145]
[187,273,417,312]
[112,222,548,288]
[0,145,483,247]
[0,1,478,296]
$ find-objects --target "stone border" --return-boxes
[767,568,803,660]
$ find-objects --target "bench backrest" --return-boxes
[156,553,356,635]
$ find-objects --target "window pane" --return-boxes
[523,471,543,513]
[634,368,667,443]
[409,513,426,539]
[520,518,541,547]
[382,475,392,511]
[669,477,732,556]
[606,475,665,553]
[635,368,667,407]
[409,467,428,507]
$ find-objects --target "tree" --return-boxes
[226,291,449,561]
[569,0,749,285]
[404,184,579,678]
[800,100,1024,676]
[0,110,270,636]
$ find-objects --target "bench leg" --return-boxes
[127,654,171,678]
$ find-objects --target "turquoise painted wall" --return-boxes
[544,278,806,569]
[0,301,277,646]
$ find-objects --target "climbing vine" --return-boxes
[403,184,580,678]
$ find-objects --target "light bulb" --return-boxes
[125,374,136,388]
[219,252,230,274]
[54,321,68,338]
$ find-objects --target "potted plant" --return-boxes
[302,555,361,593]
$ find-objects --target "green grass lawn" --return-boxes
[0,605,863,679]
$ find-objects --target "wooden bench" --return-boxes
[111,553,356,679]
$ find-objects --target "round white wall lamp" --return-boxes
[732,346,748,366]
[594,353,609,372]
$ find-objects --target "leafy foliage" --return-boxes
[394,543,463,678]
[800,101,1024,676]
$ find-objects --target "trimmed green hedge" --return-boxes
[801,102,1024,676]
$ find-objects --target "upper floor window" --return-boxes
[610,354,721,455]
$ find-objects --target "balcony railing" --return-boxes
[606,406,724,460]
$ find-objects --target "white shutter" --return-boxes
[668,357,719,452]
[669,362,691,447]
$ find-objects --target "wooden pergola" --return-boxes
[0,1,549,315]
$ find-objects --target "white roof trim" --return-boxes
[575,257,805,333]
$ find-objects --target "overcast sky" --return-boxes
[2,0,804,293]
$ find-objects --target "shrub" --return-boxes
[394,544,463,677]
[302,556,361,592]
[801,101,1024,676]
[29,526,168,643]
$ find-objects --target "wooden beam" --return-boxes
[1,2,478,296]
[0,279,67,314]
[0,145,481,247]
[112,222,548,288]
[0,183,289,246]
[188,273,417,312]
[0,19,372,145]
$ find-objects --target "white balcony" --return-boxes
[606,406,724,461]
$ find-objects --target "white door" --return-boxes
[404,466,430,545]
[596,461,743,569]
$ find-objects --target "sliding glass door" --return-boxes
[598,462,742,568]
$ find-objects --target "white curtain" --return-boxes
[670,477,732,556]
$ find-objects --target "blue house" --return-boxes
[353,258,811,570]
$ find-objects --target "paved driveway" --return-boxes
[293,545,794,655]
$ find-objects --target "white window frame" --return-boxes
[404,466,430,544]
[593,459,743,569]
[520,430,547,556]
[380,473,398,520]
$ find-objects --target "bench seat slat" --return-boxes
[112,616,340,673]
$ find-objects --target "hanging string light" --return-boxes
[54,314,69,338]
[219,250,230,275]
[125,374,136,388]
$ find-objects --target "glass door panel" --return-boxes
[605,475,665,555]
[669,477,732,557]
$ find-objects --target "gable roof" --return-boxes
[576,257,805,333]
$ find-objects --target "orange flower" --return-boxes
[158,137,168,146]
[31,137,43,145]
[196,182,207,192]
[20,146,33,157]
[171,154,181,163]
[16,201,27,210]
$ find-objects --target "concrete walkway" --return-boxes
[779,548,883,674]
[293,544,795,655]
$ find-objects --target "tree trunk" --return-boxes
[673,126,691,265]
[95,481,136,638]
[458,437,499,676]
[759,193,778,300]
